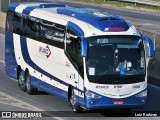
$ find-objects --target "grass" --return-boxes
[153,0,160,1]
[78,0,160,11]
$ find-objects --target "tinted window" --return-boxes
[86,35,145,84]
[66,29,84,78]
[6,10,14,32]
[26,16,40,40]
[39,19,65,48]
[13,12,24,35]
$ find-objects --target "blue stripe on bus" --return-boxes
[57,8,129,32]
[22,6,39,15]
[67,22,84,36]
[8,3,21,11]
[19,36,83,93]
[5,32,18,79]
[31,75,85,107]
[31,75,68,100]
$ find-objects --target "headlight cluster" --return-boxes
[85,90,101,98]
[136,90,147,97]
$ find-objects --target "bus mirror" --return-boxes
[81,39,88,57]
[142,35,154,57]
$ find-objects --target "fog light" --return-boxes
[136,90,147,97]
[85,91,101,98]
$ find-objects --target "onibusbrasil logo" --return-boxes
[39,45,51,58]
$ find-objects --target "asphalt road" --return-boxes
[0,33,160,120]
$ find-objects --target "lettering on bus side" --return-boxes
[95,86,109,89]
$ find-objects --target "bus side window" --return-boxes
[6,10,14,32]
[66,29,84,78]
[39,19,65,48]
[26,16,40,40]
[13,12,23,35]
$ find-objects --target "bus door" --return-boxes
[65,27,84,106]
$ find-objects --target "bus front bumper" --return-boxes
[84,90,147,109]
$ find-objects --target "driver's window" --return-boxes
[66,29,84,78]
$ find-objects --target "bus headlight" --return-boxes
[85,91,101,98]
[136,90,147,97]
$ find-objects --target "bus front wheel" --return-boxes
[70,89,83,113]
[25,72,38,95]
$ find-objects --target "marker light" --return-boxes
[136,90,147,97]
[113,101,124,105]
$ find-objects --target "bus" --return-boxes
[5,2,154,112]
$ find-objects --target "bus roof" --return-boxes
[8,2,140,37]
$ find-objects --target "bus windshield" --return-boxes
[86,35,145,84]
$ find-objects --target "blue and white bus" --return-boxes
[5,2,154,112]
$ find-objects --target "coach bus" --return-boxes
[5,2,154,112]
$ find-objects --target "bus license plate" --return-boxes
[113,101,124,105]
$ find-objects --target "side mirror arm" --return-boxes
[81,38,88,57]
[142,35,154,57]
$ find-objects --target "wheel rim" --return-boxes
[26,75,30,91]
[19,72,24,86]
[70,90,77,111]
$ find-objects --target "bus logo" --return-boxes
[39,45,51,58]
[95,86,109,89]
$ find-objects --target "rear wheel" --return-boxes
[18,70,26,91]
[70,89,83,113]
[25,72,38,95]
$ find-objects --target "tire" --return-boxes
[121,108,131,113]
[70,89,83,113]
[25,72,38,95]
[18,70,26,91]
